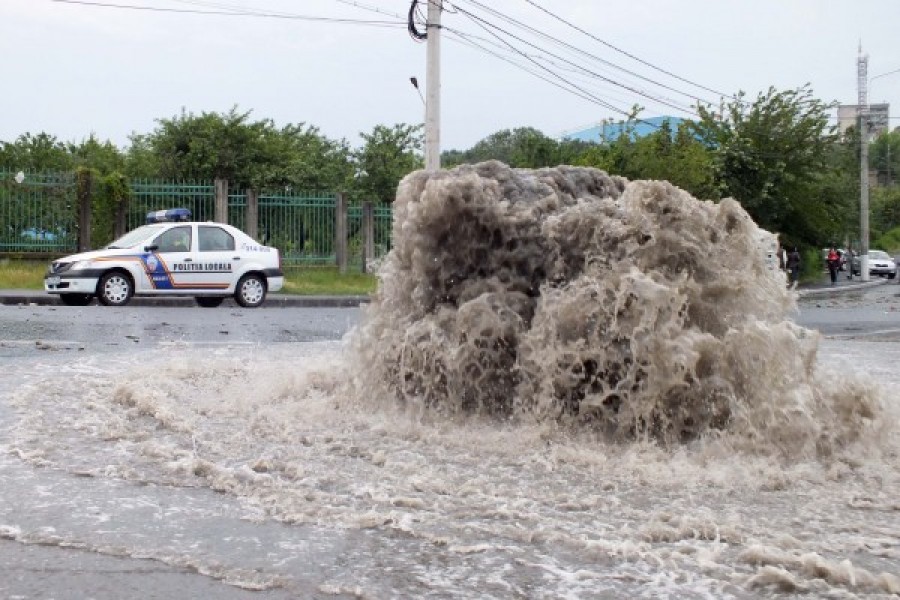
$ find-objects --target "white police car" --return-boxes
[44,209,284,308]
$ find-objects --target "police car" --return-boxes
[44,209,284,308]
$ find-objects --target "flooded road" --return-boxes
[2,158,899,598]
[0,300,898,599]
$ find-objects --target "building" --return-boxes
[561,116,686,143]
[837,103,890,140]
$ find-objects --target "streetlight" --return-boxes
[859,65,900,281]
[409,76,425,106]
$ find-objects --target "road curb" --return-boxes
[798,279,889,297]
[0,291,370,308]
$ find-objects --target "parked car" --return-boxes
[851,249,897,279]
[44,209,284,307]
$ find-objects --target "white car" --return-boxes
[851,249,897,279]
[44,209,284,307]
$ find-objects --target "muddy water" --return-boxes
[2,163,899,598]
[1,340,898,598]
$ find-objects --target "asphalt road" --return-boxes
[797,279,900,339]
[0,293,897,598]
[1,282,897,357]
[0,304,363,358]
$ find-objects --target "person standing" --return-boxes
[787,247,801,289]
[826,247,840,285]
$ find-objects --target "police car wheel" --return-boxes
[234,274,266,308]
[59,293,93,306]
[97,271,133,307]
[195,296,225,308]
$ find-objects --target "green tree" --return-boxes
[871,129,900,186]
[692,85,846,245]
[0,132,73,172]
[137,107,354,192]
[443,127,567,168]
[273,124,353,192]
[68,135,126,175]
[574,121,717,200]
[352,123,423,204]
[144,107,276,187]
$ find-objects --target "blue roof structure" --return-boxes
[563,116,687,143]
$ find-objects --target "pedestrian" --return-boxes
[826,247,840,285]
[787,247,801,289]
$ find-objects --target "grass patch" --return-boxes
[282,268,377,296]
[0,259,47,289]
[0,259,377,295]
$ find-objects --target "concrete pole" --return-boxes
[361,201,374,274]
[214,178,228,225]
[425,0,442,171]
[861,118,870,281]
[858,46,870,281]
[335,192,348,274]
[246,189,259,241]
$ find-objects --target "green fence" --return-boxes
[0,170,77,253]
[373,206,393,257]
[127,179,215,231]
[1,170,395,269]
[227,191,246,232]
[257,192,338,267]
[347,204,393,268]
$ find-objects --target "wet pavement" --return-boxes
[0,289,368,308]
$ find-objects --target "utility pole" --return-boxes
[425,0,442,171]
[858,45,870,281]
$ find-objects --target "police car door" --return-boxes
[194,225,238,292]
[147,225,196,291]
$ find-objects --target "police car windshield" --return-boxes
[106,225,166,249]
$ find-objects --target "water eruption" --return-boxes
[350,161,885,454]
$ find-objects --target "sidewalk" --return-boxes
[797,273,890,297]
[0,289,369,308]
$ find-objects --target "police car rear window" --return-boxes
[198,226,235,252]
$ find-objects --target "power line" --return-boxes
[407,0,427,41]
[443,8,671,131]
[521,0,742,104]
[49,0,405,26]
[446,1,698,118]
[443,26,678,112]
[460,0,717,108]
[442,28,619,111]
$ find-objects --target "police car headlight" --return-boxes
[70,260,93,270]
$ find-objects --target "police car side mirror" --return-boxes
[144,244,159,252]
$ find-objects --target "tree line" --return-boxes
[4,87,900,256]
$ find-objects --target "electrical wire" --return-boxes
[442,29,622,111]
[446,1,698,119]
[444,9,668,129]
[49,0,405,26]
[460,0,717,109]
[521,0,742,104]
[408,0,427,41]
[443,25,674,111]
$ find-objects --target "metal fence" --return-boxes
[1,170,395,270]
[257,192,338,267]
[227,190,246,232]
[0,169,77,253]
[348,204,393,268]
[127,179,215,231]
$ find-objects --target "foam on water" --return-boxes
[349,162,891,459]
[3,163,900,597]
[4,340,899,597]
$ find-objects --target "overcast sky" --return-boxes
[2,0,899,152]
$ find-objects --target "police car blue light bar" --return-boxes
[146,208,192,224]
